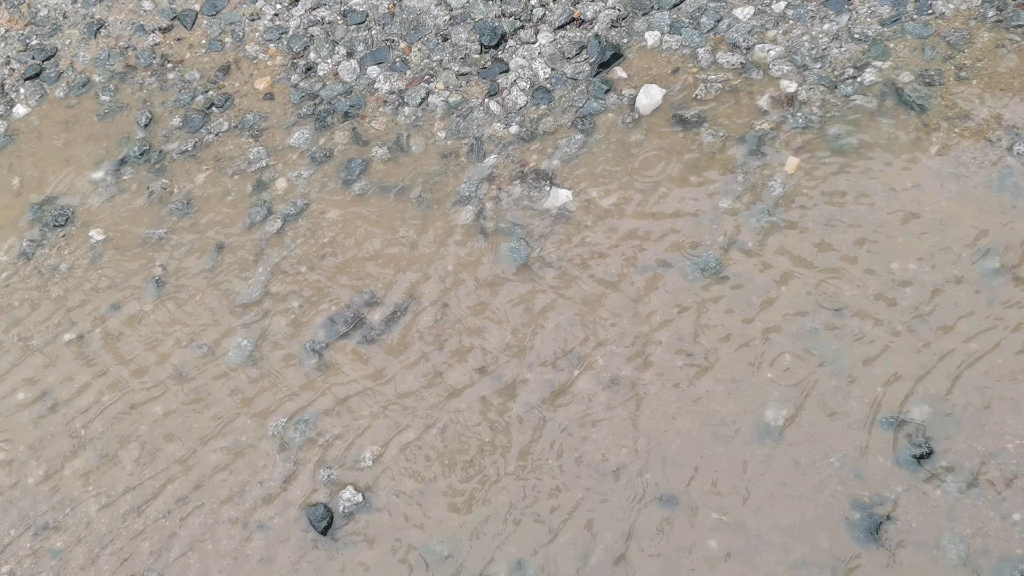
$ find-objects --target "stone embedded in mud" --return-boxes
[906,437,934,461]
[691,251,725,278]
[184,108,208,133]
[245,199,272,228]
[279,199,309,222]
[671,110,706,130]
[308,146,334,165]
[344,8,368,25]
[340,157,369,185]
[200,0,229,17]
[318,291,380,342]
[589,36,625,77]
[305,503,334,537]
[943,27,971,51]
[356,446,382,468]
[635,84,666,116]
[18,239,39,260]
[573,116,595,134]
[84,19,105,40]
[894,84,932,114]
[148,275,166,297]
[22,63,43,81]
[227,337,256,365]
[847,498,892,547]
[917,68,944,87]
[48,205,74,228]
[499,235,531,270]
[287,128,313,149]
[245,146,269,171]
[302,339,327,365]
[177,9,198,31]
[175,138,201,158]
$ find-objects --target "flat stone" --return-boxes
[22,63,43,81]
[478,59,510,81]
[903,21,933,38]
[31,45,58,62]
[588,36,624,77]
[200,0,229,17]
[894,84,932,114]
[474,21,506,48]
[360,46,391,68]
[308,146,334,165]
[84,19,106,40]
[137,109,154,130]
[177,9,198,30]
[340,158,369,185]
[532,86,554,105]
[344,8,368,25]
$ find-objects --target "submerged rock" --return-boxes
[690,250,725,278]
[847,497,893,547]
[635,84,666,116]
[317,291,380,342]
[305,503,334,536]
[337,485,365,516]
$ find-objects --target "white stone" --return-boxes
[764,403,789,428]
[660,34,683,51]
[645,30,662,48]
[89,229,107,243]
[771,0,788,12]
[338,485,364,514]
[542,186,573,210]
[371,145,391,162]
[634,84,666,115]
[356,446,382,468]
[751,43,785,64]
[608,66,628,79]
[365,65,382,79]
[716,51,746,69]
[337,59,359,83]
[11,104,30,119]
[784,156,800,174]
[779,79,799,93]
[732,5,755,21]
[693,82,722,100]
[896,71,915,83]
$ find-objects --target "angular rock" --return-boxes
[894,84,932,114]
[635,84,666,115]
[137,109,154,130]
[589,36,624,77]
[340,158,369,185]
[200,0,229,17]
[49,205,74,228]
[305,503,334,536]
[177,9,198,30]
[360,46,391,68]
[344,8,368,25]
[84,19,106,40]
[478,59,510,81]
[32,45,58,62]
[475,21,506,49]
[245,199,272,228]
[280,199,309,222]
[184,108,208,133]
[308,145,334,165]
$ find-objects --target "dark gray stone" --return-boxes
[40,69,62,85]
[137,109,153,130]
[84,19,106,40]
[239,111,268,138]
[573,115,595,134]
[49,205,74,228]
[246,199,271,228]
[943,28,971,51]
[175,137,201,158]
[184,108,208,133]
[166,198,193,217]
[305,503,333,536]
[317,291,380,341]
[478,59,510,81]
[32,45,58,62]
[671,110,706,130]
[212,62,231,83]
[22,63,43,81]
[201,0,229,17]
[280,199,309,222]
[917,68,944,86]
[308,145,334,165]
[344,8,368,25]
[847,498,892,547]
[127,138,152,162]
[532,86,554,105]
[475,21,506,49]
[691,251,724,278]
[591,78,612,98]
[824,0,847,12]
[136,49,157,68]
[588,36,624,77]
[894,84,932,114]
[466,136,485,163]
[340,158,369,185]
[360,46,391,68]
[177,9,198,30]
[262,25,288,43]
[580,99,606,116]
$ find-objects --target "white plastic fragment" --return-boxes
[635,84,666,116]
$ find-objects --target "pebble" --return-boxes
[337,485,365,515]
[542,186,573,210]
[177,9,198,31]
[308,145,334,165]
[784,156,800,174]
[253,77,272,92]
[340,158,369,185]
[89,229,107,243]
[732,5,755,21]
[200,0,229,17]
[671,110,706,130]
[645,31,662,48]
[287,128,313,149]
[634,84,666,116]
[691,251,725,278]
[894,85,932,114]
[12,104,31,119]
[305,503,334,536]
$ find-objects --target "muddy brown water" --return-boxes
[2,42,1024,576]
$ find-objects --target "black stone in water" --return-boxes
[305,503,333,536]
[200,0,229,17]
[671,110,706,130]
[478,59,510,81]
[588,36,624,77]
[177,9,198,31]
[531,86,554,105]
[847,501,891,547]
[340,158,369,185]
[210,92,233,112]
[69,76,92,97]
[84,19,106,40]
[212,62,231,83]
[350,128,370,147]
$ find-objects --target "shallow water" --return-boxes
[2,40,1024,576]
